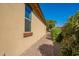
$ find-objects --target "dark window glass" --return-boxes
[25,4,32,32]
[25,5,31,19]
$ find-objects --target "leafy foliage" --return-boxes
[46,20,56,31]
[47,11,79,56]
[51,27,62,42]
[58,11,79,56]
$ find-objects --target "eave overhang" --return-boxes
[27,3,46,25]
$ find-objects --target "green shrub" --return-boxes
[58,15,79,55]
[55,33,63,42]
[59,38,79,56]
[51,27,62,42]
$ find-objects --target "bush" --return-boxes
[58,24,79,56]
[59,39,79,56]
[50,11,79,56]
[55,33,63,42]
[51,27,62,42]
[58,36,74,56]
[75,29,79,43]
[58,18,79,55]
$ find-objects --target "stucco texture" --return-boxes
[0,4,46,56]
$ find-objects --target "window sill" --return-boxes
[23,32,33,37]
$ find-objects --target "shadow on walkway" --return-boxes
[46,32,52,41]
[38,43,60,56]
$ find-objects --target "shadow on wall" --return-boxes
[38,43,60,56]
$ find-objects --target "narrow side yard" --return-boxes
[21,32,60,56]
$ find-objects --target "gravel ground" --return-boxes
[21,32,60,56]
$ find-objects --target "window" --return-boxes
[25,4,32,32]
[24,4,33,37]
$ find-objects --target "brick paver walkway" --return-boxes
[21,32,60,56]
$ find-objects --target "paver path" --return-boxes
[21,32,60,56]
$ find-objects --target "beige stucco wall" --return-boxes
[0,3,46,56]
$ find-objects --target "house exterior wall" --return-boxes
[0,3,46,55]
